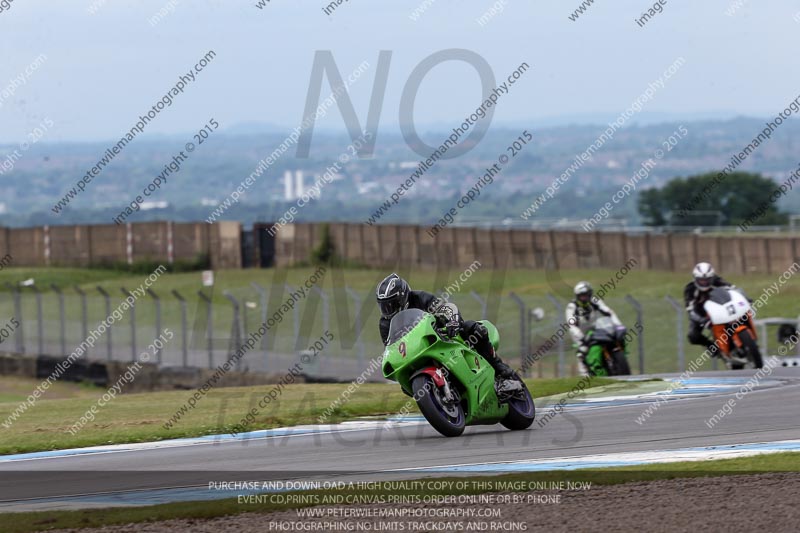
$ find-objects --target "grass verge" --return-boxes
[0,376,623,456]
[0,377,101,404]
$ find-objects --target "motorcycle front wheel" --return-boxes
[412,374,465,437]
[737,329,764,369]
[609,349,632,376]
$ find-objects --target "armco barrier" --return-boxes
[36,355,109,387]
[0,352,306,392]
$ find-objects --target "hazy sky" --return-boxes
[1,0,799,143]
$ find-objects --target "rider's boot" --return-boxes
[577,344,590,376]
[484,346,515,380]
[705,339,721,358]
[577,357,590,377]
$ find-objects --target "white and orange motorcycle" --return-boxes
[703,287,763,370]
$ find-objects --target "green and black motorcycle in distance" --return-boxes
[381,308,535,437]
[583,316,632,376]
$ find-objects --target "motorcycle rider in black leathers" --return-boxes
[683,262,732,356]
[376,273,514,380]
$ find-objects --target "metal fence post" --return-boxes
[147,288,162,364]
[522,308,533,378]
[546,293,566,377]
[242,297,250,352]
[121,288,136,362]
[665,295,686,372]
[312,286,330,373]
[345,286,366,369]
[508,292,527,373]
[198,290,213,369]
[74,286,88,346]
[527,307,546,378]
[312,286,330,336]
[171,289,188,367]
[50,284,66,356]
[251,282,269,369]
[625,294,645,375]
[31,285,44,355]
[223,291,244,370]
[5,283,24,353]
[470,290,487,320]
[96,286,112,360]
[285,283,300,347]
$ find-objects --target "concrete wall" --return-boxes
[3,220,798,274]
[275,223,800,274]
[89,224,128,264]
[0,221,239,270]
[208,221,242,269]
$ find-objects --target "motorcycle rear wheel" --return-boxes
[500,378,535,430]
[412,374,465,437]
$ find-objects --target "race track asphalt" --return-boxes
[1,367,798,511]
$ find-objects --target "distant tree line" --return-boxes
[638,172,789,227]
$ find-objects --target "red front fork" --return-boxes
[413,366,446,387]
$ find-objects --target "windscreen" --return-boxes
[591,316,617,343]
[594,316,616,333]
[707,287,732,305]
[387,308,427,345]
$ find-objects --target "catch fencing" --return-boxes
[3,281,796,380]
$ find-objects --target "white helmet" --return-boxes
[692,262,715,291]
[574,281,593,307]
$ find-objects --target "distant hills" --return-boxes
[1,116,798,228]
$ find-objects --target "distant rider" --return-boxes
[566,281,624,376]
[683,262,733,357]
[376,273,514,380]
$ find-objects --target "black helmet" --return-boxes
[376,273,410,319]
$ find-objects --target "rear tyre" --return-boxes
[737,329,763,369]
[501,378,535,430]
[609,349,631,376]
[412,374,465,437]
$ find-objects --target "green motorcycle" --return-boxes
[582,316,632,376]
[381,308,535,437]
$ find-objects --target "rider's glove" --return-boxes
[688,309,705,324]
[434,302,457,320]
[434,302,461,338]
[444,319,461,339]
